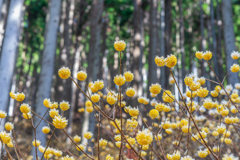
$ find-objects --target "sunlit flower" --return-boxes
[165,54,177,68]
[106,154,114,160]
[49,109,59,118]
[77,70,87,81]
[129,107,139,117]
[20,103,31,113]
[149,83,161,95]
[124,71,134,82]
[231,64,240,72]
[0,131,11,144]
[53,116,68,129]
[99,138,108,146]
[197,87,209,98]
[91,94,100,103]
[126,87,136,97]
[42,126,50,134]
[149,109,159,119]
[58,67,71,79]
[32,140,41,147]
[114,40,126,51]
[231,51,240,60]
[203,51,212,60]
[155,56,165,67]
[0,110,7,119]
[84,132,93,139]
[184,76,193,86]
[9,91,16,99]
[76,144,85,151]
[5,122,14,131]
[107,95,117,105]
[15,92,25,102]
[195,51,203,59]
[60,101,70,111]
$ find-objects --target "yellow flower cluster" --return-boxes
[77,70,87,81]
[136,129,153,145]
[52,116,68,129]
[58,67,71,79]
[149,83,161,95]
[114,40,126,51]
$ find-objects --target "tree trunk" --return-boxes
[160,0,165,91]
[0,0,9,55]
[0,0,24,142]
[147,0,158,99]
[131,0,143,107]
[222,0,239,84]
[82,0,103,153]
[31,0,61,158]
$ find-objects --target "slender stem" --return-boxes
[119,51,123,160]
[41,128,56,160]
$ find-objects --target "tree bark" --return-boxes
[160,0,165,90]
[0,0,24,140]
[31,0,62,158]
[222,0,238,84]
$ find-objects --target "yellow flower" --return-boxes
[165,54,177,68]
[42,126,50,134]
[91,93,100,103]
[215,85,221,92]
[23,112,32,119]
[77,70,87,81]
[115,141,121,148]
[107,95,117,105]
[155,134,162,141]
[58,67,71,79]
[203,51,212,60]
[0,110,7,119]
[128,107,139,117]
[172,150,181,160]
[86,106,93,113]
[50,102,58,109]
[213,146,219,153]
[197,131,207,139]
[220,108,229,116]
[162,90,175,103]
[49,109,59,118]
[38,145,45,153]
[124,71,134,82]
[163,105,171,112]
[54,150,62,157]
[138,96,145,103]
[195,51,203,59]
[197,87,209,98]
[190,82,200,91]
[60,101,70,111]
[184,76,193,86]
[20,103,31,113]
[85,100,93,107]
[141,151,147,156]
[230,64,240,72]
[181,125,191,133]
[155,56,165,67]
[212,131,219,137]
[126,137,136,149]
[99,138,108,146]
[211,90,218,97]
[114,40,126,51]
[0,131,11,144]
[163,121,171,129]
[149,83,161,95]
[203,100,213,110]
[73,135,81,142]
[165,129,172,134]
[43,98,51,108]
[231,51,240,60]
[149,109,159,119]
[198,150,208,158]
[114,135,121,141]
[76,144,85,151]
[9,91,16,99]
[32,140,41,147]
[126,87,136,97]
[5,122,14,131]
[53,116,68,129]
[216,125,226,134]
[7,141,13,148]
[155,103,165,112]
[106,154,114,160]
[114,75,126,86]
[224,138,232,145]
[186,91,197,98]
[15,92,25,102]
[94,80,104,90]
[84,132,93,139]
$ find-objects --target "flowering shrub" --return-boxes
[1,40,240,160]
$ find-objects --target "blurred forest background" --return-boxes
[0,0,240,158]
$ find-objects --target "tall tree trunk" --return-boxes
[147,0,158,99]
[131,0,143,107]
[0,0,24,142]
[222,0,238,84]
[160,0,165,90]
[31,0,61,158]
[82,0,103,153]
[210,0,219,79]
[216,0,224,81]
[0,0,9,55]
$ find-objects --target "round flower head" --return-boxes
[60,101,70,111]
[126,87,136,97]
[231,51,240,60]
[128,107,139,117]
[136,129,153,145]
[149,83,161,95]
[86,107,93,113]
[99,138,108,146]
[149,109,159,119]
[54,150,62,157]
[197,87,209,98]
[9,91,16,99]
[94,80,104,90]
[181,155,194,160]
[52,116,68,129]
[0,110,7,119]
[73,135,81,142]
[49,109,59,118]
[155,103,166,112]
[0,131,11,144]
[23,112,32,119]
[76,144,85,151]
[50,102,58,109]
[155,56,165,67]
[43,98,51,108]
[114,74,126,86]
[224,138,232,145]
[106,154,114,160]
[184,76,193,86]
[230,64,240,73]
[84,132,93,139]
[124,71,134,82]
[198,150,208,158]
[91,93,100,103]
[197,77,206,85]
[85,100,93,107]
[216,125,226,134]
[7,141,13,148]
[126,137,136,149]
[195,51,203,59]
[203,51,212,60]
[15,92,25,102]
[114,40,126,51]
[5,122,14,131]
[215,85,221,92]
[42,126,50,134]
[165,54,177,68]
[20,103,31,113]
[107,95,117,105]
[211,90,218,97]
[58,67,71,79]
[77,70,87,81]
[32,140,41,147]
[162,90,175,103]
[190,82,200,91]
